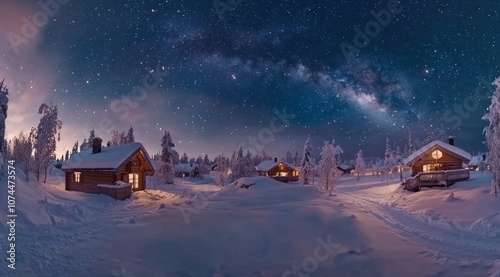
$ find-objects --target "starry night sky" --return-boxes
[1,0,499,160]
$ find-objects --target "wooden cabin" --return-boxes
[175,163,200,178]
[404,138,471,176]
[403,137,471,191]
[468,153,488,171]
[61,138,155,200]
[255,159,299,183]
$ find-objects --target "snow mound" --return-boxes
[230,176,287,188]
[445,192,455,202]
[134,190,187,205]
[490,260,500,277]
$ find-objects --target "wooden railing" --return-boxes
[403,168,470,192]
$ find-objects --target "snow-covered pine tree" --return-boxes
[232,147,247,179]
[126,126,134,143]
[119,131,127,145]
[12,133,24,162]
[404,131,415,158]
[262,150,271,161]
[165,131,175,147]
[285,150,293,163]
[299,135,314,185]
[33,103,62,183]
[71,141,79,156]
[110,130,120,146]
[355,150,366,182]
[482,76,500,195]
[318,140,343,195]
[0,79,8,158]
[164,131,179,164]
[384,138,396,181]
[12,130,34,181]
[199,154,210,174]
[395,146,402,163]
[425,130,433,144]
[215,155,230,187]
[158,131,175,184]
[253,154,262,166]
[7,139,13,158]
[230,151,237,168]
[245,149,254,175]
[88,129,95,147]
[331,141,342,194]
[196,155,203,165]
[180,153,189,163]
[80,139,87,152]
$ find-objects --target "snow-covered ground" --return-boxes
[0,169,499,276]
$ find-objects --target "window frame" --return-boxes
[74,172,82,183]
[128,173,139,189]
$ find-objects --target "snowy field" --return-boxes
[1,170,499,277]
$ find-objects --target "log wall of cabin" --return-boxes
[65,171,115,193]
[116,153,146,191]
[411,150,464,176]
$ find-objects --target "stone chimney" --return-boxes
[448,136,455,146]
[92,137,103,154]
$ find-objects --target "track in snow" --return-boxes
[338,191,500,264]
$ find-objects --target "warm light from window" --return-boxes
[74,172,81,182]
[128,173,139,189]
[423,164,442,172]
[431,149,443,160]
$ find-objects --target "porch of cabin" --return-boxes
[403,168,470,192]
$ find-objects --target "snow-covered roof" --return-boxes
[403,140,471,166]
[62,142,154,171]
[469,154,488,166]
[255,161,296,171]
[469,156,480,166]
[175,163,199,173]
[337,164,351,171]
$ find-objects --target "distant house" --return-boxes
[256,158,299,183]
[62,138,155,200]
[402,137,471,191]
[175,163,200,178]
[468,153,489,171]
[337,164,352,175]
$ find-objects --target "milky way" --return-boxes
[1,0,499,159]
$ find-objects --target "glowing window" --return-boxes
[431,150,443,160]
[128,173,139,189]
[74,172,81,183]
[423,164,442,172]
